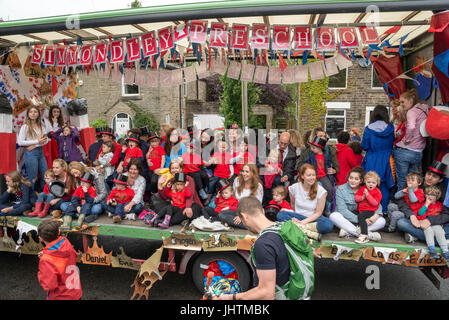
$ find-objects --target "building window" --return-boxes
[121,76,140,97]
[325,109,346,140]
[328,68,347,89]
[371,65,383,89]
[365,106,375,127]
[165,114,171,125]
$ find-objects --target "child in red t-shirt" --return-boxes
[389,172,425,232]
[149,173,192,229]
[146,134,166,173]
[61,172,97,231]
[201,180,238,221]
[30,169,56,218]
[354,171,383,244]
[106,174,135,223]
[205,139,232,200]
[230,137,255,178]
[183,143,208,200]
[118,134,144,173]
[416,186,449,260]
[269,185,293,211]
[261,149,283,189]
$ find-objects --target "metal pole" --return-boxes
[296,82,300,131]
[242,80,248,132]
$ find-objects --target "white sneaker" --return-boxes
[404,233,417,243]
[107,211,113,217]
[368,232,381,241]
[124,213,136,221]
[338,229,349,238]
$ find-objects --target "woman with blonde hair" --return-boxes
[277,164,334,234]
[17,106,49,191]
[394,88,429,190]
[0,171,36,216]
[288,129,303,157]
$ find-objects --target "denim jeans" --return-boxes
[393,147,423,191]
[397,218,449,242]
[0,203,32,216]
[276,211,334,234]
[23,146,48,191]
[37,192,55,204]
[91,203,103,216]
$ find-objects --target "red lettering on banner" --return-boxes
[174,24,188,41]
[294,26,312,50]
[67,46,79,66]
[126,38,141,62]
[272,25,290,50]
[94,43,108,64]
[210,22,228,48]
[359,26,379,44]
[56,46,68,66]
[142,32,158,57]
[316,27,335,50]
[252,24,269,49]
[32,45,44,64]
[44,46,56,66]
[158,26,174,52]
[231,24,249,50]
[339,27,359,48]
[79,45,93,65]
[189,20,208,43]
[110,40,125,63]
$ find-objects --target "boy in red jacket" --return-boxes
[354,171,383,244]
[335,131,360,185]
[201,179,238,221]
[105,174,135,223]
[37,219,82,300]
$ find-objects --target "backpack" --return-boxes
[250,221,315,300]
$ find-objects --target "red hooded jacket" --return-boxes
[335,143,361,185]
[38,237,82,300]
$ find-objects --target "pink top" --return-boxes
[396,103,428,152]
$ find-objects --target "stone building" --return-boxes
[78,62,392,139]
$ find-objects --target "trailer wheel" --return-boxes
[191,252,251,294]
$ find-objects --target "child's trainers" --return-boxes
[113,215,121,223]
[442,251,449,262]
[429,248,439,259]
[355,235,369,244]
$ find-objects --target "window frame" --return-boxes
[121,75,141,97]
[328,68,348,90]
[371,65,383,90]
[325,102,349,142]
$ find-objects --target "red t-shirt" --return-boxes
[73,186,96,202]
[232,151,255,176]
[96,141,122,167]
[417,201,443,221]
[182,152,203,173]
[269,199,292,211]
[123,147,143,168]
[211,152,232,178]
[168,187,192,208]
[214,196,239,213]
[107,187,135,204]
[315,153,326,179]
[147,145,165,171]
[404,188,425,216]
[43,184,50,195]
[355,186,382,212]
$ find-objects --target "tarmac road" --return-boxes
[1,251,449,300]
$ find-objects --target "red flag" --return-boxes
[429,10,449,33]
[51,76,58,96]
[252,24,269,49]
[158,26,174,52]
[272,25,290,50]
[278,54,287,71]
[383,26,401,34]
[142,32,157,57]
[126,38,141,62]
[79,45,93,65]
[31,45,44,64]
[56,46,68,66]
[231,24,249,50]
[293,26,312,50]
[94,42,108,64]
[359,26,379,44]
[110,40,125,63]
[210,22,229,48]
[44,45,56,66]
[189,20,208,43]
[316,27,335,51]
[338,27,359,48]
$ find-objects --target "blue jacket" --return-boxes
[0,183,36,208]
[361,121,395,188]
[303,148,335,185]
[335,183,383,223]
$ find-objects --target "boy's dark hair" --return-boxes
[38,220,61,242]
[128,128,142,136]
[348,141,363,155]
[337,131,350,144]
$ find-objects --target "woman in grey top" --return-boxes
[122,158,146,220]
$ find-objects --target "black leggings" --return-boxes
[358,210,376,235]
[187,171,209,191]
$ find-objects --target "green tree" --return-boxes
[89,117,108,128]
[129,0,142,8]
[127,101,160,132]
[219,75,262,128]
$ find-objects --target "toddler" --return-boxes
[183,142,208,200]
[205,139,232,202]
[96,140,115,179]
[105,174,135,223]
[202,180,238,221]
[354,171,383,244]
[117,134,144,173]
[29,169,56,218]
